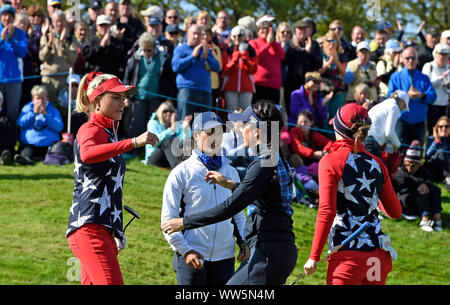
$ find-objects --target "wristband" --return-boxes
[132,137,137,148]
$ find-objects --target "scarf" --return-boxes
[194,149,222,171]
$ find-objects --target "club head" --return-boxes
[124,205,140,219]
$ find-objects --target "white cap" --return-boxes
[66,74,81,85]
[394,90,409,111]
[140,5,164,20]
[441,30,450,39]
[256,15,274,27]
[238,16,256,33]
[356,41,370,52]
[231,26,247,38]
[96,14,111,25]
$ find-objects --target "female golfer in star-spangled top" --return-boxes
[66,72,159,285]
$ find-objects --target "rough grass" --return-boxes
[0,159,448,285]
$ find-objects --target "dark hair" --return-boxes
[297,110,314,123]
[252,100,284,147]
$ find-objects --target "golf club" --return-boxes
[289,221,370,285]
[123,205,141,234]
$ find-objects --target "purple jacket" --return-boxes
[288,86,327,126]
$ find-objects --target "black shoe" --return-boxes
[14,154,34,165]
[1,150,12,165]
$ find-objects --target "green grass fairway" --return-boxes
[0,159,449,285]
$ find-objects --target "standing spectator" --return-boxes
[161,111,246,285]
[172,24,220,120]
[344,41,379,103]
[319,30,347,123]
[104,1,118,25]
[249,16,285,105]
[348,25,366,61]
[196,11,211,27]
[146,16,174,54]
[0,3,27,153]
[165,24,181,48]
[46,0,61,18]
[15,85,63,165]
[370,29,388,63]
[27,4,44,41]
[82,15,124,78]
[283,19,322,114]
[87,0,103,35]
[288,72,333,128]
[365,90,409,158]
[376,39,403,100]
[440,30,450,45]
[387,45,437,148]
[0,91,15,165]
[139,5,163,28]
[39,10,78,102]
[370,21,404,54]
[237,16,256,40]
[276,21,292,111]
[424,116,450,187]
[222,26,258,112]
[10,0,25,12]
[416,22,440,71]
[392,140,443,232]
[117,0,144,55]
[123,32,168,139]
[164,8,180,28]
[145,101,191,168]
[212,10,231,45]
[422,43,450,134]
[328,20,351,62]
[202,26,222,107]
[72,20,88,75]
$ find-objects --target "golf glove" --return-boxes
[115,235,127,252]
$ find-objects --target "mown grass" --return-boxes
[0,159,448,285]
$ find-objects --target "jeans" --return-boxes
[224,91,253,112]
[177,88,212,120]
[363,136,383,159]
[395,120,426,153]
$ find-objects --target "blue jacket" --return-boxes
[387,68,437,124]
[17,101,63,147]
[0,25,27,83]
[171,43,220,93]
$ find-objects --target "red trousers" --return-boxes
[327,248,392,285]
[68,223,124,285]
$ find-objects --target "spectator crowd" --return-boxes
[0,0,449,233]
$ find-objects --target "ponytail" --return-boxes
[75,74,92,114]
[352,123,371,153]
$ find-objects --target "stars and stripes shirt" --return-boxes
[66,113,134,239]
[309,139,402,262]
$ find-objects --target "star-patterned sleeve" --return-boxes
[77,124,133,164]
[309,150,347,262]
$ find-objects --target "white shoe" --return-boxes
[402,213,418,221]
[419,220,434,232]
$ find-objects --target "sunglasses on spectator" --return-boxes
[142,48,154,53]
[233,34,243,38]
[327,39,338,43]
[331,26,343,31]
[167,16,178,20]
[404,56,417,61]
[281,30,290,34]
[30,14,43,17]
[52,4,61,9]
[437,124,450,129]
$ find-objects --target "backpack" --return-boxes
[43,141,74,166]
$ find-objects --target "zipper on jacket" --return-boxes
[237,58,241,92]
[208,183,218,260]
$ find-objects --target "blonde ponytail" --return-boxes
[352,123,371,153]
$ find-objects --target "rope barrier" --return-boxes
[0,71,71,83]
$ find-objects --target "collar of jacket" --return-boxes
[328,138,365,154]
[89,112,119,130]
[188,153,232,171]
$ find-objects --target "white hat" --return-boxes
[356,41,370,52]
[238,16,256,33]
[96,14,111,25]
[394,90,409,111]
[231,26,247,38]
[441,30,450,39]
[256,15,274,27]
[140,5,164,20]
[66,74,81,85]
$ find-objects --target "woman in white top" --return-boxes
[422,43,450,134]
[364,90,409,158]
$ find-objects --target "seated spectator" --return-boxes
[392,140,443,232]
[376,39,403,100]
[344,41,379,102]
[0,91,15,165]
[201,26,222,105]
[328,19,351,62]
[365,90,409,158]
[15,85,63,165]
[56,74,80,130]
[288,110,333,177]
[222,26,258,112]
[145,101,191,168]
[249,15,285,104]
[424,116,450,188]
[318,30,346,123]
[39,10,78,102]
[82,14,124,77]
[288,72,333,128]
[422,43,450,134]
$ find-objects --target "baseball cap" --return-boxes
[0,4,15,16]
[96,14,111,25]
[294,19,310,29]
[404,140,422,163]
[140,5,163,19]
[228,105,259,123]
[441,30,450,39]
[47,0,62,6]
[329,103,371,139]
[377,21,393,30]
[89,0,102,9]
[385,39,402,52]
[148,16,162,26]
[393,90,409,111]
[231,25,246,37]
[356,41,370,52]
[165,24,180,33]
[256,15,274,27]
[426,26,440,36]
[66,74,81,85]
[433,43,450,54]
[193,112,223,132]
